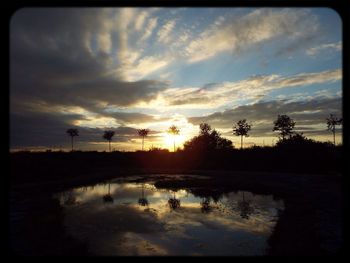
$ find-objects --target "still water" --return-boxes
[54,176,284,256]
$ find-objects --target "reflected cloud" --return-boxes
[55,177,284,255]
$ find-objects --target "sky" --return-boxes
[10,7,342,151]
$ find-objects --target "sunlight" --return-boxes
[162,132,186,151]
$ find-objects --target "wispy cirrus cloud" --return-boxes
[157,19,176,44]
[306,41,342,56]
[159,69,341,108]
[184,8,319,63]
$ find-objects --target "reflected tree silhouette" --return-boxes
[138,183,149,206]
[168,191,181,210]
[64,190,77,205]
[237,192,254,219]
[103,181,114,203]
[200,197,212,213]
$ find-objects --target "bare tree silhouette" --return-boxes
[137,129,150,151]
[167,125,180,152]
[233,119,252,149]
[66,128,79,152]
[326,114,343,145]
[103,130,115,152]
[273,114,296,140]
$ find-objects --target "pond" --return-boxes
[54,176,284,256]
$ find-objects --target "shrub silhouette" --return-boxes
[184,123,233,153]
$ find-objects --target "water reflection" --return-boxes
[237,192,254,220]
[138,184,149,207]
[64,190,78,205]
[200,197,212,213]
[103,181,114,203]
[55,177,284,256]
[168,191,181,210]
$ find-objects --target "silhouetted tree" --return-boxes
[273,115,296,140]
[326,114,343,145]
[167,125,180,152]
[233,119,252,149]
[137,129,150,151]
[103,130,115,152]
[184,123,233,152]
[66,128,79,151]
[199,123,211,135]
[138,183,148,206]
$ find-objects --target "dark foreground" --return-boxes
[8,151,343,256]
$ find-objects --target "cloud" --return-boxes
[184,8,319,63]
[134,10,150,31]
[157,20,176,44]
[161,69,341,108]
[10,110,161,149]
[102,111,168,125]
[140,17,158,41]
[10,8,172,118]
[306,41,342,56]
[119,55,174,81]
[188,97,342,137]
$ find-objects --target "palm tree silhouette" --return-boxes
[138,183,149,206]
[167,125,180,152]
[237,192,254,219]
[103,130,115,152]
[103,181,114,203]
[168,191,180,210]
[137,129,150,151]
[66,128,79,152]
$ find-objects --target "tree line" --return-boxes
[66,113,342,152]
